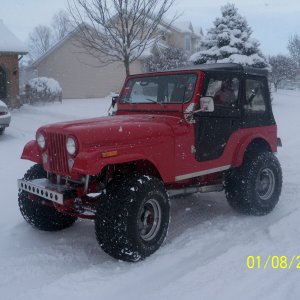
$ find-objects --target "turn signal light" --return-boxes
[101,150,118,158]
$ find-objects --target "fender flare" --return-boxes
[232,134,274,167]
[71,151,173,183]
[21,140,42,164]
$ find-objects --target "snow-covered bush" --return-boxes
[25,77,62,104]
[190,3,268,68]
[144,47,189,72]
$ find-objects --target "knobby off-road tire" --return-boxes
[225,152,282,216]
[18,164,77,231]
[95,175,170,262]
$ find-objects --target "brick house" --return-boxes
[0,20,28,107]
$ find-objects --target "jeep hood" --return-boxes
[40,114,180,148]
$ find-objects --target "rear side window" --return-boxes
[245,79,267,112]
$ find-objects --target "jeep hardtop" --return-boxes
[18,63,282,262]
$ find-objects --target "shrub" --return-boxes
[25,77,62,104]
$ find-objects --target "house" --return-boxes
[0,20,28,107]
[28,20,202,99]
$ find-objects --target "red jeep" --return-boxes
[18,63,282,262]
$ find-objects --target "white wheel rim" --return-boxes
[139,198,162,241]
[256,168,275,200]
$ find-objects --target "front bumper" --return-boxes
[17,178,74,205]
[0,112,11,128]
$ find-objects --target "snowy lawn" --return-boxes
[0,91,299,300]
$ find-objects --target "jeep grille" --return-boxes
[48,132,69,174]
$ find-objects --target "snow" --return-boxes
[0,20,27,54]
[28,77,62,94]
[0,91,300,299]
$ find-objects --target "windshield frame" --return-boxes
[119,72,198,105]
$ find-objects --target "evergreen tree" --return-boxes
[190,3,268,68]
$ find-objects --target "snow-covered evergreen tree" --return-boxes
[190,3,268,68]
[145,46,189,72]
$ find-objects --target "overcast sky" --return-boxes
[0,0,299,56]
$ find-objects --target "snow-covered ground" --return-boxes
[0,91,299,300]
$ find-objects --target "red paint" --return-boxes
[20,67,279,218]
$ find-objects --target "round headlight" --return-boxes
[37,133,46,149]
[66,137,77,156]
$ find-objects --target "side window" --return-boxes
[245,79,266,112]
[204,77,239,108]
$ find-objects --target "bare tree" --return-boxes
[288,34,300,67]
[52,10,73,42]
[68,0,176,76]
[269,55,297,91]
[28,25,53,59]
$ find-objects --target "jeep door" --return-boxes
[194,72,242,162]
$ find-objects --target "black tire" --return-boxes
[95,175,170,262]
[0,128,4,135]
[18,164,77,231]
[225,152,282,215]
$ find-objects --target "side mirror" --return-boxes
[200,96,214,112]
[108,95,119,116]
[111,96,118,108]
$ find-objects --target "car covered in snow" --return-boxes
[18,63,282,262]
[0,100,11,135]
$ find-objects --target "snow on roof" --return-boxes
[173,21,192,33]
[31,27,78,68]
[172,21,202,37]
[0,20,28,54]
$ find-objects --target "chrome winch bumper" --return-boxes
[17,178,73,205]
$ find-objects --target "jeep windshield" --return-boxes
[120,74,197,104]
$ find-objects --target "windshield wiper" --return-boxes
[145,98,158,103]
[145,98,163,106]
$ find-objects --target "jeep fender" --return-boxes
[71,142,175,183]
[21,140,42,164]
[232,129,277,167]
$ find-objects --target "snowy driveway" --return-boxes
[0,92,299,300]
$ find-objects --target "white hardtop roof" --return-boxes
[0,20,28,54]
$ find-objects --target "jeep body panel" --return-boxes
[21,120,277,184]
[21,63,278,186]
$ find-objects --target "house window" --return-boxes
[184,33,191,51]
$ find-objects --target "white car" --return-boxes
[0,100,11,135]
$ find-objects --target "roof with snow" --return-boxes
[172,21,202,37]
[0,20,28,54]
[31,26,78,68]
